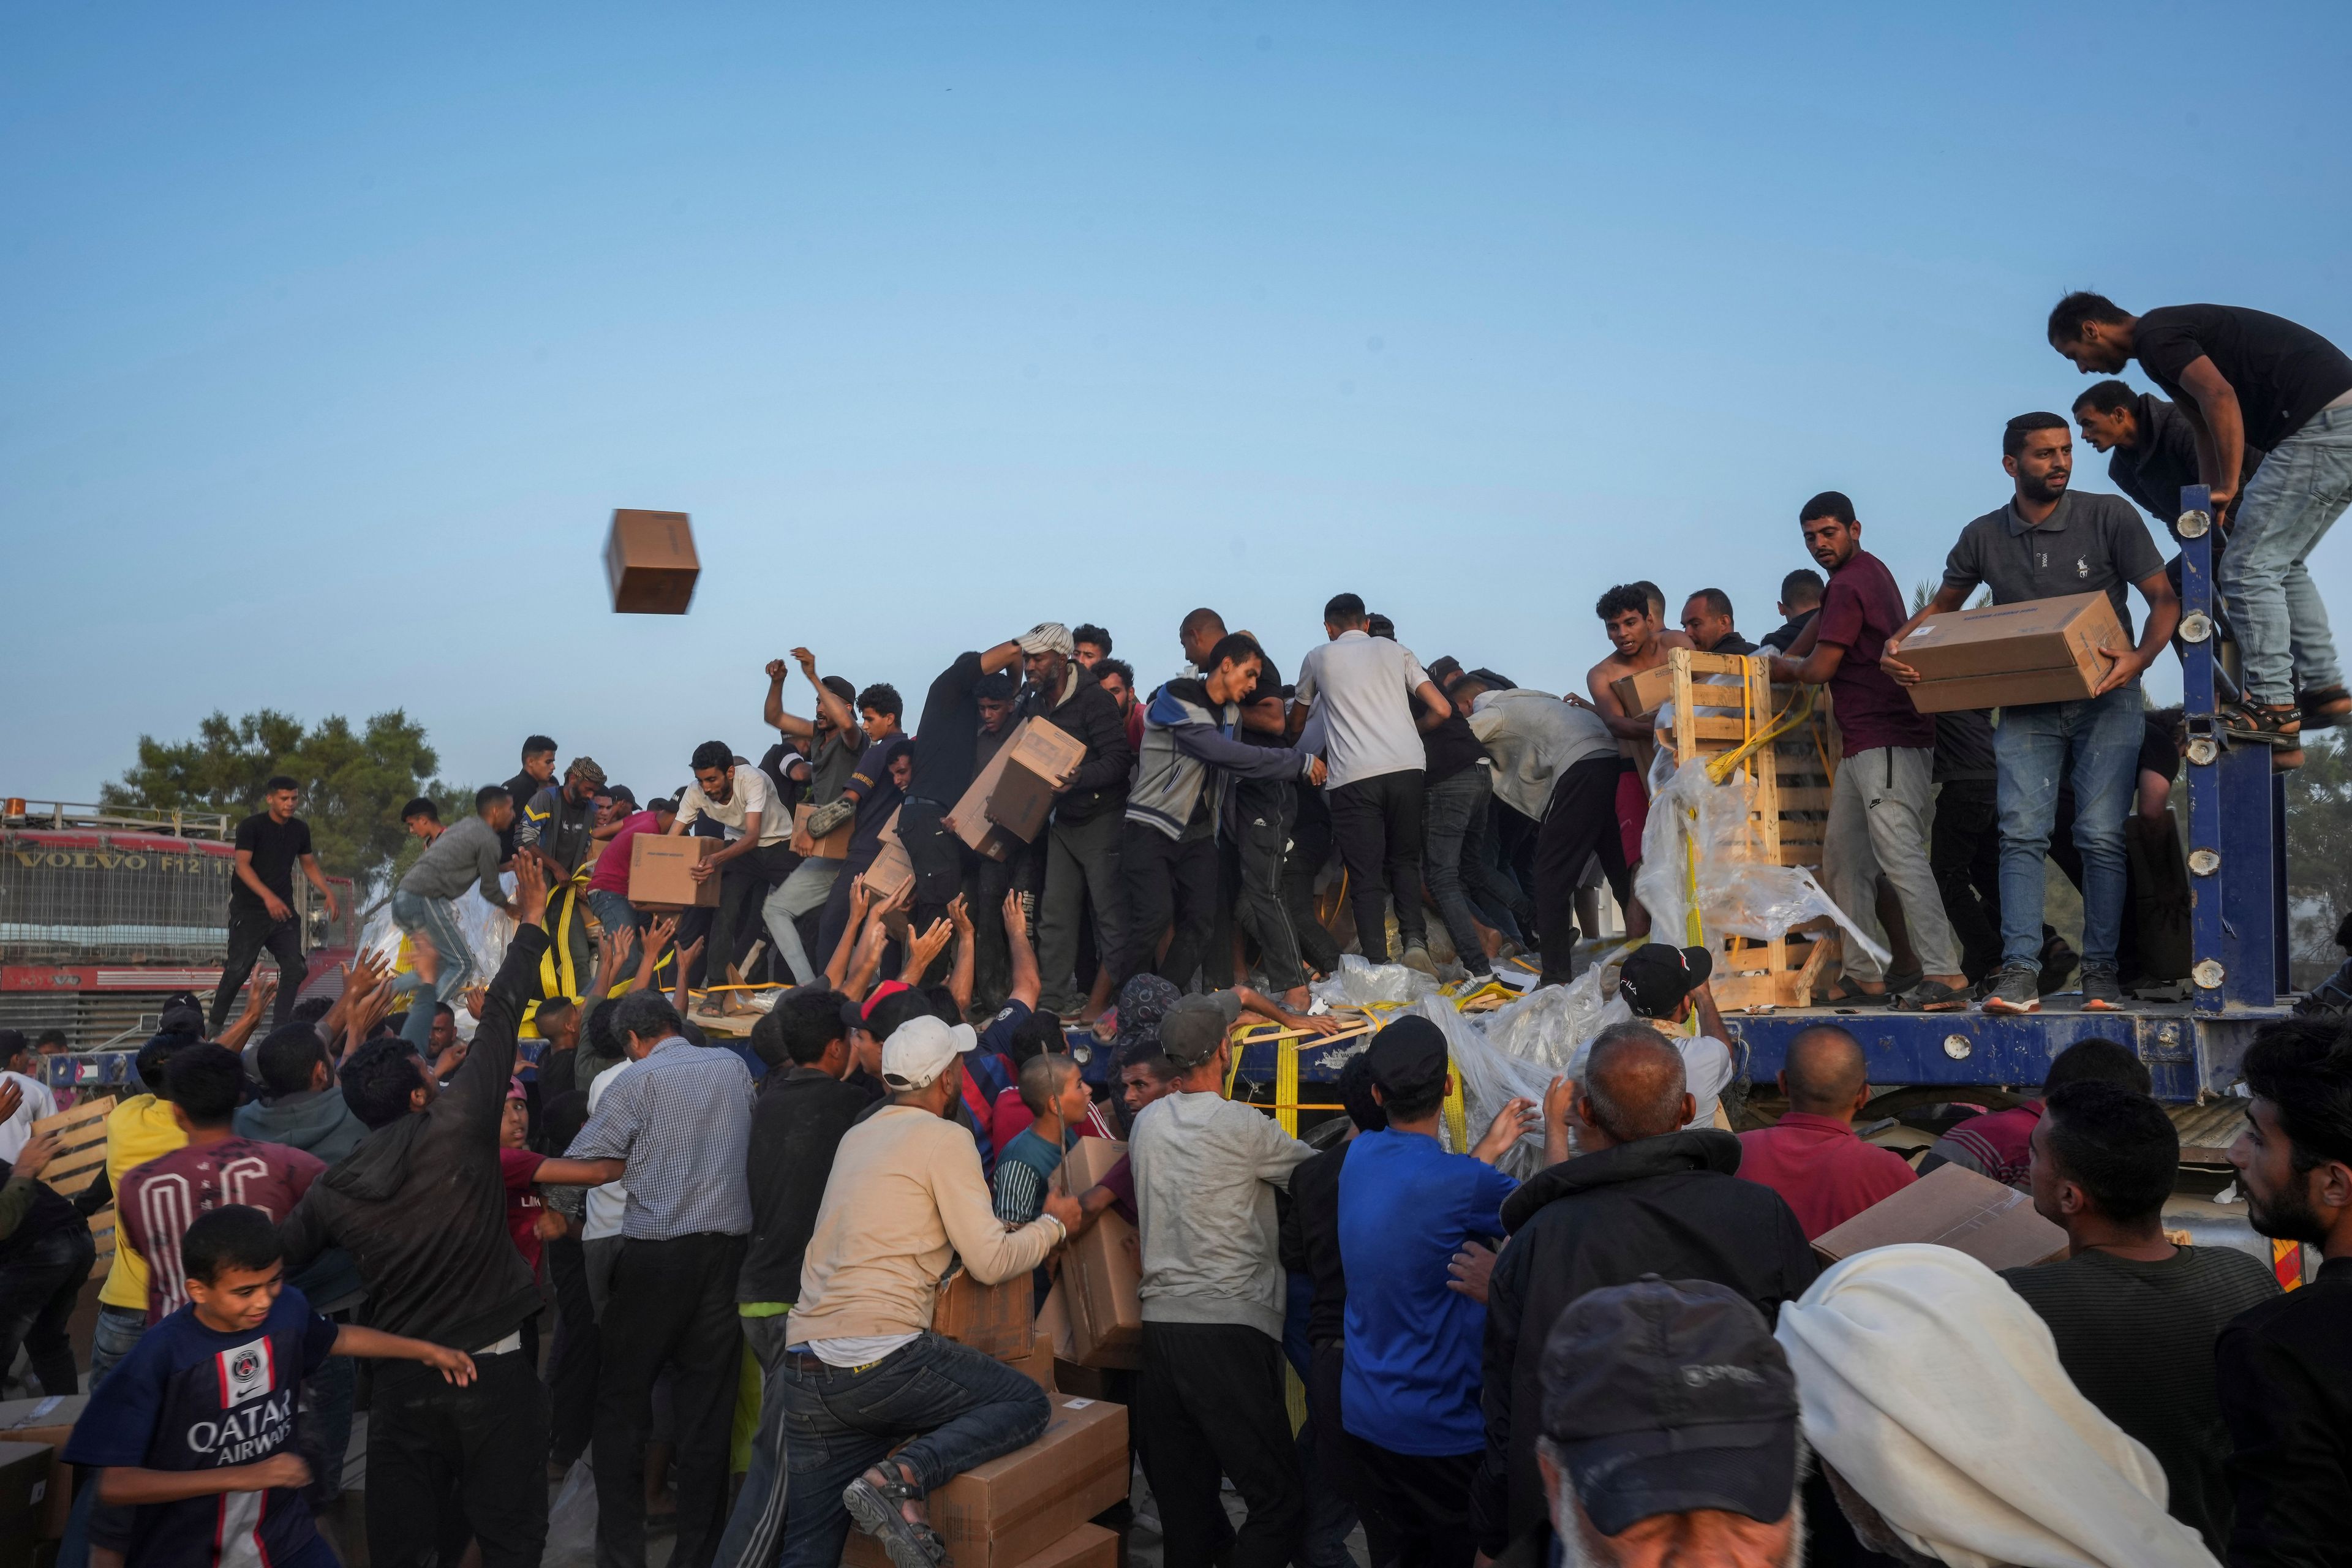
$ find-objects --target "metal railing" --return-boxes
[0,798,237,842]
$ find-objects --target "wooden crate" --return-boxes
[1657,650,1841,1010]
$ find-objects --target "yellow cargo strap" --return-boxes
[535,868,593,1003]
[1703,684,1815,786]
[1442,1071,1467,1152]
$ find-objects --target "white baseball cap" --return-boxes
[880,1014,976,1091]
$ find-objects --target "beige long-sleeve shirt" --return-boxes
[787,1104,1064,1343]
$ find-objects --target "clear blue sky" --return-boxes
[8,4,2350,804]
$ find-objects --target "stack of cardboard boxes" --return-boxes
[0,1393,89,1565]
[847,1262,1128,1568]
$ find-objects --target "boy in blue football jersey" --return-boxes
[65,1204,475,1568]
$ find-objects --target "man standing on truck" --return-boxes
[209,775,337,1033]
[1882,414,2179,1015]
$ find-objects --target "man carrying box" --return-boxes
[1770,491,1970,1010]
[1883,413,2179,1014]
[673,740,799,984]
[772,1013,1082,1568]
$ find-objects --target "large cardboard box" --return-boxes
[605,509,700,614]
[862,838,915,902]
[839,1398,1126,1568]
[951,729,1028,860]
[1610,663,1679,720]
[1005,1329,1058,1396]
[971,717,1089,846]
[1894,592,2128,713]
[0,1398,82,1538]
[934,1267,1035,1361]
[791,802,852,861]
[1014,1523,1120,1568]
[1057,1140,1142,1370]
[1812,1163,2068,1271]
[628,834,722,908]
[0,1441,52,1566]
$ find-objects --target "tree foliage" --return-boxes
[102,709,461,902]
[2285,731,2352,965]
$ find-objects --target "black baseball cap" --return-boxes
[1158,997,1231,1070]
[1539,1275,1799,1538]
[1366,1015,1449,1098]
[1337,1052,1388,1133]
[1616,944,1713,1019]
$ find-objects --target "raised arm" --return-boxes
[796,648,863,736]
[764,659,817,741]
[945,895,976,1015]
[1001,890,1042,1010]
[450,858,550,1139]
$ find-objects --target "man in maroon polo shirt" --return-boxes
[1736,1025,1916,1239]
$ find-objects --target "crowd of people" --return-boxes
[2,292,2351,1568]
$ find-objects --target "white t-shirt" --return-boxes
[0,1070,56,1163]
[1293,630,1433,790]
[676,764,789,847]
[582,1058,641,1242]
[1681,1036,1736,1129]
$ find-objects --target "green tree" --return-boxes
[2285,731,2352,973]
[103,709,464,907]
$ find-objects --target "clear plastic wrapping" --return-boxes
[1633,759,1889,967]
[1310,953,1444,1006]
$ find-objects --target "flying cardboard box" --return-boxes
[1811,1162,2068,1271]
[1057,1139,1142,1370]
[628,834,722,908]
[791,802,852,861]
[934,1267,1035,1361]
[1894,592,2128,714]
[0,1396,84,1537]
[605,509,700,614]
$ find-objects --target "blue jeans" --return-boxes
[584,887,638,939]
[2218,403,2352,705]
[1994,685,2141,969]
[1423,768,1531,974]
[772,1332,1049,1568]
[391,888,478,1008]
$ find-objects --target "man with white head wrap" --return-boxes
[1775,1243,2219,1568]
[1014,621,1137,1019]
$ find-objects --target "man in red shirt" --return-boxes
[1771,491,1968,1011]
[117,1044,325,1322]
[1736,1025,1916,1239]
[582,794,677,940]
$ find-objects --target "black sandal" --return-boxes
[843,1473,952,1568]
[1894,979,1970,1012]
[1819,982,1893,1008]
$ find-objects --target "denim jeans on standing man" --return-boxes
[1422,766,1531,974]
[2217,402,2352,706]
[391,888,478,1008]
[771,1332,1052,1568]
[1992,685,2142,971]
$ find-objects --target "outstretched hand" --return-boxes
[511,857,549,928]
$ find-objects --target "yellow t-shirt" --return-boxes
[97,1093,189,1311]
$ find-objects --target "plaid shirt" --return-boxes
[567,1036,756,1240]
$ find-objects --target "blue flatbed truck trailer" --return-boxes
[1237,484,2294,1109]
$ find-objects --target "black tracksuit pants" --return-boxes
[1137,1321,1303,1568]
[1327,771,1427,962]
[1532,756,1634,981]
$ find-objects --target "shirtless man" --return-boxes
[1584,582,1695,743]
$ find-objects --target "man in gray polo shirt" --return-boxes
[1131,995,1315,1568]
[1288,592,1454,972]
[1884,413,2178,1014]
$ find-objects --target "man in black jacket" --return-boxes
[1018,622,1137,1019]
[1471,1022,1817,1559]
[279,859,622,1568]
[2074,380,2266,540]
[717,986,875,1568]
